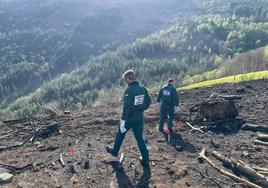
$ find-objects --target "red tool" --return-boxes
[163,129,171,142]
[68,147,75,154]
[163,129,170,136]
[177,119,184,126]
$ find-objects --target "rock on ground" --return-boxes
[0,172,13,184]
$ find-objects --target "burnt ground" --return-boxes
[0,79,268,188]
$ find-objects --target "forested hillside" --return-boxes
[0,0,268,119]
[0,0,197,108]
[197,0,268,21]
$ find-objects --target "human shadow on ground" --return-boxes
[109,161,132,188]
[108,161,151,188]
[168,132,196,153]
[136,166,151,188]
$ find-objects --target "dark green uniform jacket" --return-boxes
[157,83,179,106]
[113,80,151,164]
[121,81,151,120]
[157,83,179,131]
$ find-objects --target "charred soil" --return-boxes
[0,79,268,188]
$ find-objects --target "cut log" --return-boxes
[242,124,268,133]
[257,133,268,142]
[254,140,268,146]
[211,151,268,187]
[198,148,261,188]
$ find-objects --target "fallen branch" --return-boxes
[259,171,268,176]
[198,148,261,188]
[0,161,33,174]
[179,104,185,110]
[199,170,229,187]
[252,166,268,172]
[0,128,40,151]
[211,151,268,187]
[185,121,204,134]
[59,153,65,167]
[0,134,13,140]
[242,124,268,133]
[28,117,37,131]
[0,122,59,152]
[257,133,268,142]
[222,95,242,100]
[119,153,124,164]
[254,140,268,146]
[2,118,29,125]
[38,145,60,152]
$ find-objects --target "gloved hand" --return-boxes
[174,106,180,113]
[120,119,127,133]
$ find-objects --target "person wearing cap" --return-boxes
[106,70,151,167]
[157,78,179,134]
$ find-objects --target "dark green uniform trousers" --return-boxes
[159,103,174,131]
[113,113,149,163]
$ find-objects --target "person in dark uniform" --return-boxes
[106,70,151,167]
[157,78,179,133]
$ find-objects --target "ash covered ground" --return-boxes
[0,79,267,188]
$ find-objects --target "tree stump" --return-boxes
[192,93,242,132]
[199,93,238,120]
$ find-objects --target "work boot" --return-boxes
[105,146,118,157]
[139,156,149,167]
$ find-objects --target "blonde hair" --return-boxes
[122,70,136,80]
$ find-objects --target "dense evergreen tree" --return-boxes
[1,0,268,120]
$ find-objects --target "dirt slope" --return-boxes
[0,79,267,188]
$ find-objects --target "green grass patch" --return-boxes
[178,70,268,90]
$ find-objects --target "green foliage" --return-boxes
[1,0,268,120]
[1,0,192,109]
[182,46,267,85]
[197,0,268,21]
[179,70,268,90]
[230,0,268,21]
[264,45,268,64]
[214,56,223,66]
